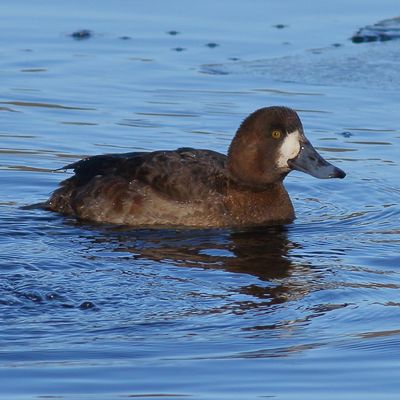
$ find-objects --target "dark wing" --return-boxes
[132,148,228,200]
[60,148,228,200]
[59,151,147,185]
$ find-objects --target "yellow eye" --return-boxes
[271,130,281,139]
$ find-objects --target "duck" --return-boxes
[45,106,345,227]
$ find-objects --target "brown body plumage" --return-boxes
[46,107,345,227]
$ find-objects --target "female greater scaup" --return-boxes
[46,106,345,227]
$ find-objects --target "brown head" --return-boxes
[227,106,345,188]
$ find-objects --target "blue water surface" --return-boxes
[1,1,400,399]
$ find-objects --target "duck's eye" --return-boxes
[271,130,282,139]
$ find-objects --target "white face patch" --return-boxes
[276,129,301,168]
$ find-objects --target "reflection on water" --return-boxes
[0,100,94,110]
[1,0,400,398]
[85,225,304,305]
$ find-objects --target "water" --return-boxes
[1,0,400,399]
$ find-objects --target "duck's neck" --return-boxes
[227,132,266,187]
[224,181,295,225]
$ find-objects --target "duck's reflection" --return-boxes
[79,223,315,307]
